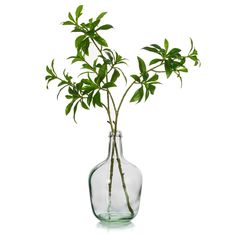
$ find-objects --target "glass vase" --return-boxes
[88,131,142,223]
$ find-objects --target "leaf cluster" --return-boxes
[129,38,200,103]
[130,58,161,103]
[62,5,113,55]
[143,39,200,84]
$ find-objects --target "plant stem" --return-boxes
[102,103,114,132]
[114,81,136,131]
[107,139,115,216]
[91,38,104,56]
[114,138,134,216]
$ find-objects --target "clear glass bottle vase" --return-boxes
[89,131,142,223]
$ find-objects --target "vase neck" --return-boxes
[107,131,124,159]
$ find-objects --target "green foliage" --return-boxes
[137,57,146,74]
[94,34,108,47]
[75,5,83,21]
[97,24,113,30]
[45,5,200,125]
[130,71,161,102]
[164,39,169,52]
[142,38,200,87]
[130,86,144,103]
[96,12,107,21]
[110,69,120,83]
[93,91,102,107]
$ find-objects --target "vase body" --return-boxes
[89,131,142,223]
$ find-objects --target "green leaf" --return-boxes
[65,99,75,115]
[149,58,162,65]
[82,38,90,55]
[71,57,83,64]
[143,47,159,54]
[98,63,107,80]
[81,79,91,85]
[91,19,101,29]
[87,91,94,106]
[68,12,75,22]
[72,26,84,33]
[76,82,83,91]
[148,74,159,83]
[93,58,98,68]
[104,48,114,55]
[102,82,116,89]
[137,57,146,74]
[151,44,162,50]
[46,66,53,76]
[94,34,108,47]
[115,68,127,84]
[75,35,87,49]
[75,5,83,21]
[191,48,198,56]
[97,24,113,30]
[145,89,150,101]
[62,21,74,25]
[68,53,84,62]
[115,52,126,64]
[179,57,186,66]
[73,101,80,123]
[151,44,165,55]
[168,48,181,57]
[57,80,68,87]
[63,71,72,81]
[83,86,96,94]
[105,51,114,62]
[81,100,89,110]
[188,55,200,66]
[148,84,156,94]
[93,91,102,107]
[94,76,102,86]
[82,63,93,71]
[110,69,120,83]
[165,60,172,78]
[142,72,149,81]
[130,86,144,103]
[177,67,188,72]
[189,38,194,54]
[51,59,56,74]
[164,39,169,52]
[68,87,74,95]
[131,74,140,82]
[96,12,107,21]
[45,75,52,80]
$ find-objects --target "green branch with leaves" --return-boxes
[45,4,200,133]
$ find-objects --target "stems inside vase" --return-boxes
[114,139,134,215]
[107,131,134,217]
[107,139,115,217]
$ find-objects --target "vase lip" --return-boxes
[109,130,122,137]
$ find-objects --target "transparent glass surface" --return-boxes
[89,131,142,223]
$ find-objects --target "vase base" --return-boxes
[97,212,134,223]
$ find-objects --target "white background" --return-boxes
[0,0,235,234]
